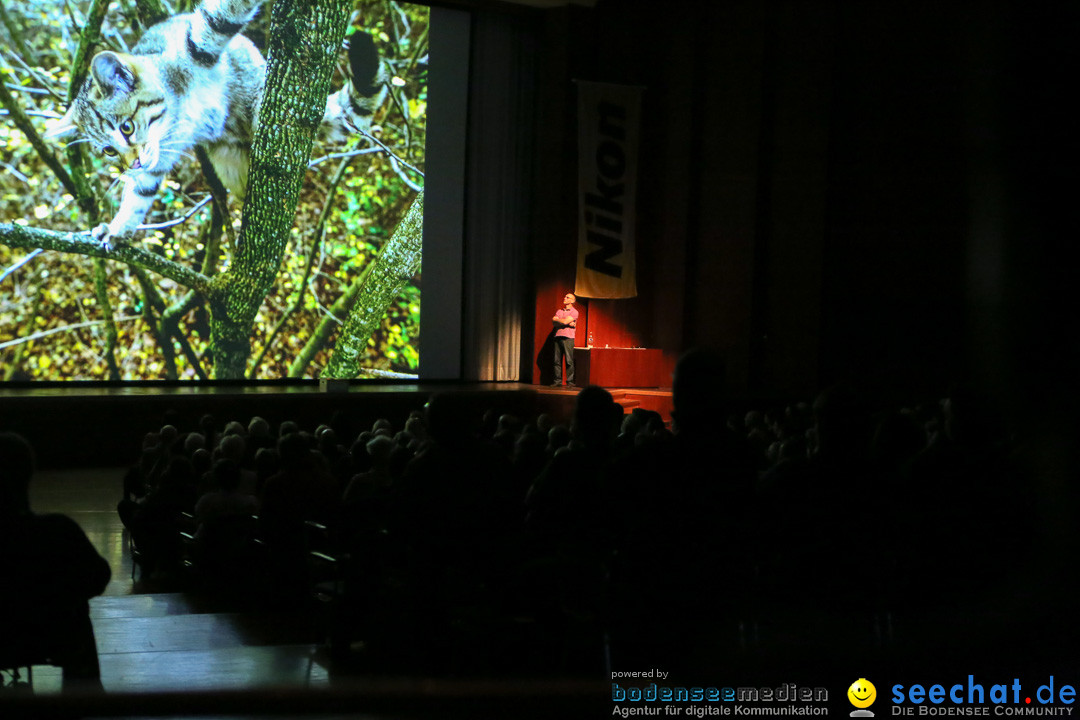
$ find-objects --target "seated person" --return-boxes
[194,459,260,538]
[0,432,111,690]
[117,456,197,575]
[190,459,261,580]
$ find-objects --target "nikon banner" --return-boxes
[575,80,642,299]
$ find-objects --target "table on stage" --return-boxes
[574,347,665,388]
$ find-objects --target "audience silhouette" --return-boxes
[0,432,111,689]
[64,351,1052,680]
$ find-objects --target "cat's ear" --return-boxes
[91,52,137,96]
[43,106,79,139]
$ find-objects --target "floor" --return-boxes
[23,468,326,699]
[20,466,330,710]
[9,467,598,719]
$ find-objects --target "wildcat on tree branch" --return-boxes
[45,0,387,250]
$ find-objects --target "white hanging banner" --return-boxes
[575,80,642,299]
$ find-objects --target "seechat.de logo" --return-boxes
[850,679,878,718]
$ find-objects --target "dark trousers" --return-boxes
[553,336,575,385]
[9,604,103,690]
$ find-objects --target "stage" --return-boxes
[0,381,672,469]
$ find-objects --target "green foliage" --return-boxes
[0,0,426,381]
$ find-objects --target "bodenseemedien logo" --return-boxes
[849,679,877,717]
[610,674,829,716]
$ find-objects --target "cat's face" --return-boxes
[48,52,175,174]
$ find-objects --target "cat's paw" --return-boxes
[91,222,134,251]
[90,223,114,250]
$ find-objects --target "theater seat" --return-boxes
[0,647,51,690]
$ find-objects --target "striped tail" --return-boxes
[186,0,262,67]
[322,31,389,142]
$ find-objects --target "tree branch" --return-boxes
[307,146,379,170]
[4,50,67,104]
[358,127,424,180]
[0,79,80,198]
[68,0,111,101]
[0,110,61,119]
[61,0,111,222]
[153,277,210,381]
[361,367,418,380]
[0,314,142,351]
[2,290,42,381]
[132,266,178,380]
[138,196,212,231]
[132,0,169,29]
[198,198,226,277]
[321,190,423,379]
[0,0,31,60]
[93,258,122,380]
[287,263,368,377]
[388,153,423,193]
[0,222,214,297]
[173,325,208,380]
[0,248,42,284]
[195,145,232,259]
[164,290,202,327]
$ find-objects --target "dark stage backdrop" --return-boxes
[529,0,997,403]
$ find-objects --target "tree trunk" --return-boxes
[207,0,351,379]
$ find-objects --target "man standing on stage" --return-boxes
[552,292,580,387]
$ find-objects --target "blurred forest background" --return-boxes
[0,0,426,381]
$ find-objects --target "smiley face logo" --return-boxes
[848,678,877,709]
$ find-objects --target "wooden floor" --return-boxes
[22,467,330,709]
[10,467,600,719]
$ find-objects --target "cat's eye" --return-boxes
[102,146,118,157]
[119,120,134,136]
